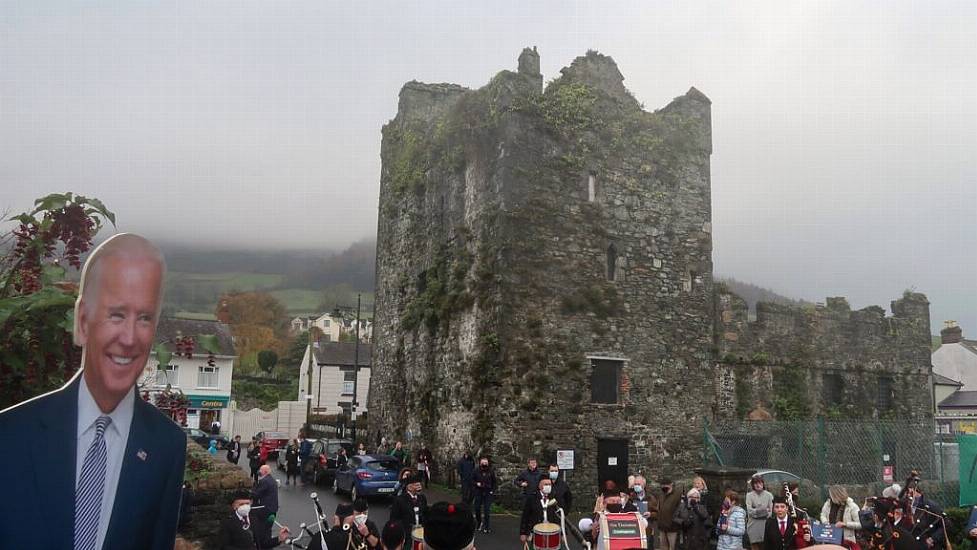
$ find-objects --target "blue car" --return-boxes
[332,454,401,501]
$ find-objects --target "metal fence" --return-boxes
[703,419,959,508]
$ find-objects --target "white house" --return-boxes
[296,341,372,420]
[141,318,237,432]
[290,313,372,343]
[932,322,977,433]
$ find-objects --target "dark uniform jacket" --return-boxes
[388,491,428,532]
[217,513,279,550]
[551,478,573,510]
[762,515,801,550]
[520,493,562,535]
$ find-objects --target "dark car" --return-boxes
[183,427,229,450]
[332,454,400,501]
[750,469,801,488]
[306,438,355,485]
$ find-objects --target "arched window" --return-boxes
[606,244,617,281]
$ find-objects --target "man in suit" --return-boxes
[0,233,187,550]
[762,496,811,550]
[251,464,280,549]
[217,489,289,550]
[519,477,562,545]
[389,473,428,534]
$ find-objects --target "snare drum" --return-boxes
[533,522,561,550]
[412,526,424,550]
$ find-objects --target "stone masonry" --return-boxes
[368,49,934,509]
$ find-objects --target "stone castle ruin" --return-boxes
[367,48,933,507]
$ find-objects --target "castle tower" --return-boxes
[369,49,714,506]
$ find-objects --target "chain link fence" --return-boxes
[703,419,958,508]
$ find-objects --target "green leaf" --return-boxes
[197,334,221,355]
[31,193,70,215]
[25,287,76,312]
[60,309,75,332]
[80,197,116,226]
[41,264,67,286]
[154,343,173,368]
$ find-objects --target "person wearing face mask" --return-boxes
[591,490,649,548]
[519,478,562,545]
[658,477,683,550]
[217,489,289,550]
[627,475,659,547]
[673,488,712,550]
[472,456,497,533]
[389,473,428,534]
[351,498,383,550]
[547,463,573,510]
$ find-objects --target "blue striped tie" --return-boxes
[75,415,111,550]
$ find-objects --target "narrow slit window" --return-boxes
[607,244,617,282]
[588,173,596,202]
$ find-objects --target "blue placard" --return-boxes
[810,521,843,545]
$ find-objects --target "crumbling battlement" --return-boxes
[714,289,933,420]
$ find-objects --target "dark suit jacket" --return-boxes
[762,516,800,550]
[520,494,561,535]
[388,491,428,531]
[0,371,187,550]
[252,474,279,514]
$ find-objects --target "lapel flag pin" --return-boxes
[137,449,148,461]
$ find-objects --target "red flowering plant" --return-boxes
[0,193,115,410]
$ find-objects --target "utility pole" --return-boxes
[305,316,314,427]
[334,295,363,428]
[352,294,361,421]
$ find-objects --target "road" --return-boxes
[236,458,572,550]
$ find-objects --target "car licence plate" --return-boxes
[377,487,395,493]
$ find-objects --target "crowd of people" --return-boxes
[213,431,958,550]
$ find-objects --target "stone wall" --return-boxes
[369,48,715,509]
[713,289,934,420]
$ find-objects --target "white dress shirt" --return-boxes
[76,377,135,550]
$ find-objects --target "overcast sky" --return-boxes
[1,1,974,333]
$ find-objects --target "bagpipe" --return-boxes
[869,471,951,550]
[784,482,812,548]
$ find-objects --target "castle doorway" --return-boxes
[597,438,629,490]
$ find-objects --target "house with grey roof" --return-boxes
[933,322,977,434]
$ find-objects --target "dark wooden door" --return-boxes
[597,438,629,490]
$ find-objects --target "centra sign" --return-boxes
[187,395,230,409]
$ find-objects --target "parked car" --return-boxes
[750,469,801,488]
[254,431,290,462]
[183,427,228,450]
[332,454,401,501]
[306,438,355,485]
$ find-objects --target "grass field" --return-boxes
[163,270,373,317]
[269,288,322,314]
[168,271,285,291]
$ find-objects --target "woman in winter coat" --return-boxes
[247,441,261,482]
[820,484,862,550]
[673,488,712,550]
[717,490,747,550]
[284,440,300,486]
[746,475,773,550]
